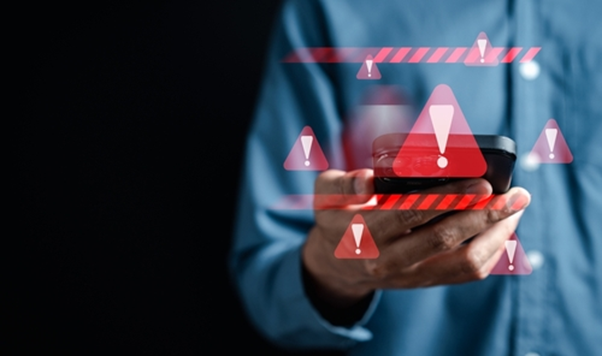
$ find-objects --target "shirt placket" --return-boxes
[510,0,552,355]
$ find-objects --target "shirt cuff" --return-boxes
[273,244,382,349]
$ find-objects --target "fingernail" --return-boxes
[507,192,530,212]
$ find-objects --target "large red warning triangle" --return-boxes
[393,84,487,177]
[356,55,381,80]
[283,126,329,171]
[528,119,573,164]
[490,233,532,275]
[464,32,499,66]
[334,214,379,259]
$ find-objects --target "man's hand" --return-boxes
[302,168,530,309]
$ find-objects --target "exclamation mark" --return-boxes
[505,240,517,271]
[545,128,558,159]
[352,223,364,255]
[429,105,454,169]
[477,39,487,63]
[366,57,373,77]
[301,135,313,166]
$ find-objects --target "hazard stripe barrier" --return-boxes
[270,194,516,211]
[282,47,540,64]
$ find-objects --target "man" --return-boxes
[230,1,602,355]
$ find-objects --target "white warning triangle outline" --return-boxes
[527,119,573,164]
[393,84,487,177]
[490,233,532,275]
[464,31,499,66]
[356,54,381,80]
[283,126,329,171]
[334,214,379,259]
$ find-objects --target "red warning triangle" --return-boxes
[356,55,381,80]
[283,126,329,171]
[464,32,499,66]
[334,214,379,259]
[393,84,487,178]
[490,233,532,275]
[528,119,573,164]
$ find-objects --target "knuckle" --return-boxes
[460,248,487,275]
[473,265,491,280]
[485,208,505,224]
[335,175,356,197]
[396,209,425,227]
[485,198,515,223]
[363,260,388,281]
[426,225,456,252]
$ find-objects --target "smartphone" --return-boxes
[372,133,517,194]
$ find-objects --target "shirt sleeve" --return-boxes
[228,0,381,350]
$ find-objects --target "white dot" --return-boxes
[368,73,371,77]
[549,153,555,159]
[520,60,540,80]
[520,152,540,172]
[509,265,514,271]
[304,160,310,166]
[480,58,485,63]
[527,250,545,270]
[525,352,541,356]
[355,248,361,255]
[437,156,448,168]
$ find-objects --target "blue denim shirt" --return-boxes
[230,1,602,355]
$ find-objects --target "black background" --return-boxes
[15,2,342,355]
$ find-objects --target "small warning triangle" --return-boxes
[527,119,573,164]
[356,55,381,80]
[464,32,499,66]
[283,126,329,171]
[393,84,487,178]
[490,233,532,275]
[334,214,379,259]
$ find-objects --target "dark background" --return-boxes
[15,2,341,355]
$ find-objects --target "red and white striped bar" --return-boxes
[270,194,522,211]
[282,47,541,64]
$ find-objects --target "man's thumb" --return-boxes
[314,169,374,208]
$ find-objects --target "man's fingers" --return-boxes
[378,187,530,266]
[366,178,493,240]
[396,210,525,287]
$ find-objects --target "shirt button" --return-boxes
[527,250,545,270]
[519,60,540,80]
[525,352,541,356]
[519,152,540,172]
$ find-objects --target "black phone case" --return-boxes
[372,133,517,194]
